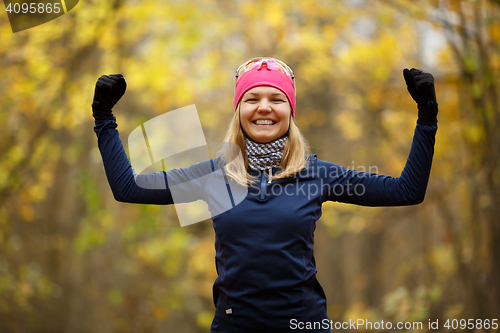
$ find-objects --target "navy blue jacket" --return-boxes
[94,118,437,333]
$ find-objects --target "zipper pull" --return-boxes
[268,168,272,184]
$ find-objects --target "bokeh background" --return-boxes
[1,0,499,332]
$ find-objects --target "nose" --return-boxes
[257,99,272,112]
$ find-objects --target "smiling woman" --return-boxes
[91,57,438,333]
[239,86,291,144]
[220,58,312,187]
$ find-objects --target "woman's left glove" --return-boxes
[403,68,438,125]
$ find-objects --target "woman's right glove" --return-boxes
[91,74,127,120]
[403,68,438,125]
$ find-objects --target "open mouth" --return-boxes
[252,120,277,125]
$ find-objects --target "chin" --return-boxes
[254,136,275,143]
[244,128,283,143]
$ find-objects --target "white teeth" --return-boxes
[254,120,275,125]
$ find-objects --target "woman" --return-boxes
[92,57,438,333]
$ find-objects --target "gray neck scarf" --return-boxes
[244,133,288,171]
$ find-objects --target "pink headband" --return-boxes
[234,65,296,118]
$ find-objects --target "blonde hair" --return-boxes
[216,104,312,187]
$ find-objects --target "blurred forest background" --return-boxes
[1,0,499,332]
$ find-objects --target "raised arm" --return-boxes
[319,123,436,206]
[94,117,175,204]
[91,75,212,205]
[320,68,438,206]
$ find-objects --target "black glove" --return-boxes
[403,68,438,125]
[91,74,127,120]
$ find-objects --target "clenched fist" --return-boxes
[403,68,438,125]
[91,74,127,120]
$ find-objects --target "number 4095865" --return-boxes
[444,319,498,330]
[6,2,62,14]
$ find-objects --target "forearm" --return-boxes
[337,122,437,206]
[93,117,174,204]
[396,122,437,204]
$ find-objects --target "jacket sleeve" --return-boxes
[319,123,437,206]
[93,117,214,205]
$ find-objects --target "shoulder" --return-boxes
[300,154,345,178]
[305,153,342,169]
[166,157,221,180]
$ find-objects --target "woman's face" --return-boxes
[239,86,291,143]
